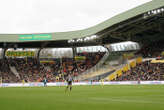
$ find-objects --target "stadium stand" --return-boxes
[113,60,164,81]
[0,52,105,83]
[0,0,163,83]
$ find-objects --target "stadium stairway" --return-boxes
[105,57,143,81]
[81,69,115,81]
[10,66,20,79]
[75,51,117,81]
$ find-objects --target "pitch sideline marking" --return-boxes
[90,97,164,104]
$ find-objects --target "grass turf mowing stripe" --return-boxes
[0,85,164,110]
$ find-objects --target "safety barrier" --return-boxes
[108,57,143,80]
[0,81,164,87]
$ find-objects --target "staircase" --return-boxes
[9,66,20,79]
[75,51,110,80]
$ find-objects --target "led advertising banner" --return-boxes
[75,56,86,61]
[6,51,35,57]
[19,34,52,41]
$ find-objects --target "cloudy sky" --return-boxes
[0,0,151,33]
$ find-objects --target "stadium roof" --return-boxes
[0,0,164,48]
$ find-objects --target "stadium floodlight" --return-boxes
[76,39,80,42]
[79,38,83,42]
[83,35,98,42]
[84,37,87,41]
[76,38,83,42]
[161,8,164,12]
[157,9,161,13]
[76,39,80,43]
[91,35,97,39]
[145,7,164,18]
[68,39,72,43]
[84,37,90,42]
[148,11,151,15]
[68,39,76,43]
[90,35,98,40]
[152,10,157,14]
[68,40,71,43]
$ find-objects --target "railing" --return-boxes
[105,56,143,81]
[9,66,20,79]
[1,81,164,87]
[76,51,110,80]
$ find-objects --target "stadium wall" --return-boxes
[1,81,164,87]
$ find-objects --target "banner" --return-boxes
[122,64,130,72]
[136,57,142,64]
[130,60,136,68]
[123,53,134,59]
[75,56,86,61]
[108,57,141,81]
[108,73,116,80]
[6,51,35,57]
[19,34,52,41]
[1,81,164,87]
[40,60,55,64]
[151,59,164,63]
[116,69,122,77]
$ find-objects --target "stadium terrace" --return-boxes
[0,1,164,110]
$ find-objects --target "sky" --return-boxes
[0,0,151,34]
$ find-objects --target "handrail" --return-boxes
[76,50,110,80]
[9,66,20,79]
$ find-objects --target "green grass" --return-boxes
[0,85,164,110]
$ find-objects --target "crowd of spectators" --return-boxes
[118,41,164,81]
[136,40,164,58]
[0,59,19,83]
[0,52,105,83]
[113,60,164,81]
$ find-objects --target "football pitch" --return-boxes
[0,85,164,110]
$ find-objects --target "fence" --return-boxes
[1,81,164,87]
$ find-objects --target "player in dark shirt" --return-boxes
[65,74,73,92]
[43,77,47,87]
